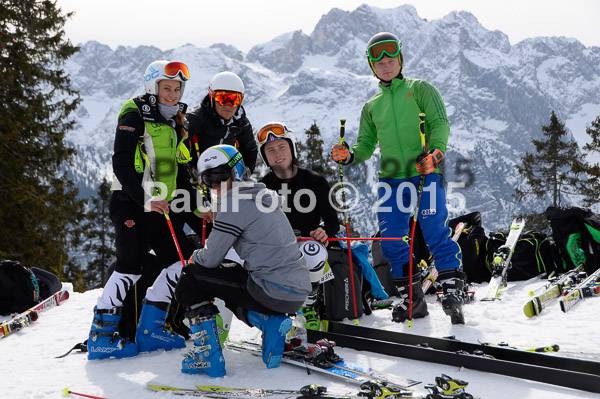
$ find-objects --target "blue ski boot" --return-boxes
[247,310,292,368]
[135,300,186,352]
[181,314,226,377]
[88,307,139,360]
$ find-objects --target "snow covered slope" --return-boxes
[2,280,599,398]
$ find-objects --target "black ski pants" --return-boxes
[110,193,193,275]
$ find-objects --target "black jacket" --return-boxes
[260,168,340,238]
[186,94,258,173]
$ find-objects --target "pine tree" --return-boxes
[573,115,600,207]
[0,1,84,272]
[514,111,580,207]
[81,178,116,288]
[296,122,337,185]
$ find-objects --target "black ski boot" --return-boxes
[439,271,470,325]
[391,273,429,323]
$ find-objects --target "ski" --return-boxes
[559,267,600,312]
[481,218,525,300]
[522,265,584,317]
[308,321,600,394]
[225,339,420,389]
[478,340,560,353]
[1,289,70,338]
[148,375,476,399]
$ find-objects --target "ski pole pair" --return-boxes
[336,115,427,325]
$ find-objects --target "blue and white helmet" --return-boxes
[198,144,246,185]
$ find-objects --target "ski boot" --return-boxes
[247,310,292,369]
[299,305,320,331]
[391,273,429,323]
[88,307,139,360]
[181,314,226,377]
[135,300,186,352]
[439,277,473,325]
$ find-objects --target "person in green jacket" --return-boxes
[331,32,467,325]
[88,60,203,359]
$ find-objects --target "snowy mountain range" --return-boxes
[64,4,600,235]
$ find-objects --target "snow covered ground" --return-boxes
[1,280,599,399]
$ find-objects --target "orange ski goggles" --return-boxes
[163,62,190,80]
[213,91,243,107]
[257,123,287,145]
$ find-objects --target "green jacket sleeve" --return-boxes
[415,80,450,153]
[351,103,378,164]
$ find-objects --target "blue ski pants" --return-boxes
[377,174,462,278]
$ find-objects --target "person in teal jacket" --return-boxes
[332,32,467,325]
[88,60,204,359]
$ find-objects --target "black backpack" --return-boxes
[321,242,364,321]
[485,231,558,281]
[449,212,489,283]
[545,206,600,274]
[0,260,41,315]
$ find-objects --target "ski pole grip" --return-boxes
[418,113,426,154]
[339,118,346,144]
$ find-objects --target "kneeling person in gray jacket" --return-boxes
[176,144,310,377]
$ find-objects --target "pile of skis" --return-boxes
[148,339,476,398]
[1,289,70,338]
[523,264,600,317]
[308,321,600,395]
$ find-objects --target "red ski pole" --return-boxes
[63,387,108,399]
[164,213,186,267]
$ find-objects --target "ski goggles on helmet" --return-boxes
[213,91,243,107]
[201,164,231,186]
[256,123,288,145]
[367,40,401,61]
[164,62,190,81]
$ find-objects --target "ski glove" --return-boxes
[416,149,444,175]
[331,142,354,165]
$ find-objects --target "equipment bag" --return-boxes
[321,242,363,321]
[370,231,398,297]
[449,212,489,283]
[485,231,558,281]
[545,206,600,274]
[0,260,41,315]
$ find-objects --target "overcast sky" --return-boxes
[56,0,599,52]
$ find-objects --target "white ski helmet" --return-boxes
[299,240,328,285]
[143,60,190,99]
[208,71,245,104]
[256,122,298,167]
[198,144,246,186]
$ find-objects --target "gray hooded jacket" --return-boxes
[190,182,310,313]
